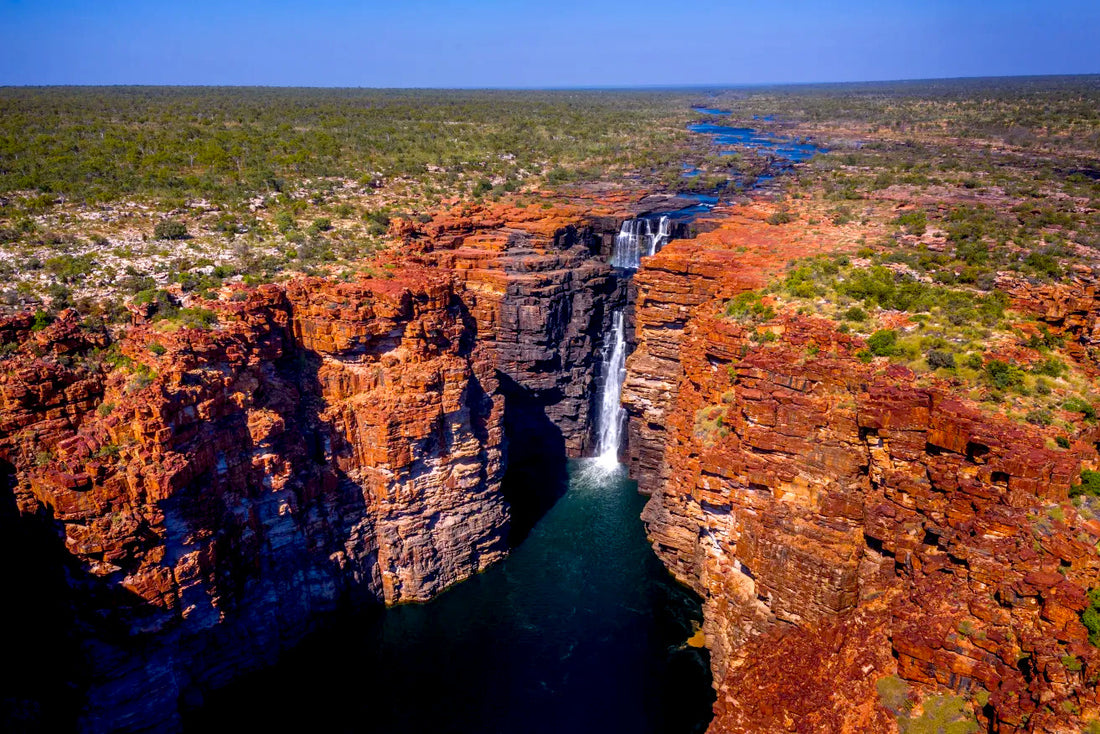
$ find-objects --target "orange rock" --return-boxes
[624,209,1100,733]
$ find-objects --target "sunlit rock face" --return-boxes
[0,197,633,732]
[625,207,1100,733]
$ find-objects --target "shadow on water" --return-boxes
[497,373,570,546]
[184,459,715,734]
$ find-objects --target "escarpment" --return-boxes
[4,279,510,730]
[0,200,631,732]
[8,188,1099,734]
[626,209,1100,733]
[998,265,1100,369]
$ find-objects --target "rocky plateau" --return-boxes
[3,193,1100,734]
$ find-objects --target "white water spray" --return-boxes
[611,216,671,269]
[594,310,628,469]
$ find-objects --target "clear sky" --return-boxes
[1,0,1097,87]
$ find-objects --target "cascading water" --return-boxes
[594,309,627,469]
[188,106,828,734]
[611,216,671,269]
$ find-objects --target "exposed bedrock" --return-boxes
[3,279,509,731]
[625,210,1100,733]
[998,264,1100,369]
[0,200,632,732]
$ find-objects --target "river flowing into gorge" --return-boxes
[186,459,714,733]
[186,111,822,734]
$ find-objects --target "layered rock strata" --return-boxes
[624,203,868,493]
[998,265,1100,369]
[0,197,634,732]
[4,277,508,730]
[626,207,1100,732]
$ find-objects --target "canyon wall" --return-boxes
[0,200,630,732]
[998,266,1100,369]
[626,209,1100,733]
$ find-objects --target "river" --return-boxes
[186,107,823,734]
[185,460,715,733]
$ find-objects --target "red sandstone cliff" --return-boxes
[3,276,510,730]
[0,198,633,732]
[8,190,1098,733]
[626,206,1100,733]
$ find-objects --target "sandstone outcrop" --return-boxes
[413,199,630,455]
[4,277,510,731]
[0,196,636,732]
[998,264,1100,369]
[627,209,1100,733]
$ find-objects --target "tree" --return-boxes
[154,219,188,240]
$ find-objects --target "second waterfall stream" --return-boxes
[595,310,627,469]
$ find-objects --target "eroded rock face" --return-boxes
[998,265,1100,369]
[627,213,1100,733]
[409,198,632,456]
[0,198,635,732]
[3,278,509,731]
[623,203,861,493]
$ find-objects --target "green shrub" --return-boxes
[926,349,956,370]
[1024,250,1062,279]
[174,308,218,329]
[214,214,239,234]
[985,360,1024,390]
[154,219,188,240]
[47,283,73,310]
[725,292,775,322]
[1025,409,1053,426]
[119,274,156,294]
[1071,470,1100,499]
[894,209,927,236]
[867,329,898,357]
[134,289,180,319]
[274,211,296,233]
[1083,587,1100,647]
[94,443,120,459]
[1032,357,1065,377]
[843,306,867,322]
[1064,397,1097,422]
[30,310,52,331]
[766,209,794,225]
[1025,326,1065,350]
[127,362,157,393]
[45,254,97,283]
[308,217,332,234]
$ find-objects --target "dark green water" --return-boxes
[187,459,714,733]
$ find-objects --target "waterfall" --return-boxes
[648,216,671,257]
[596,215,671,469]
[595,309,627,468]
[611,216,671,269]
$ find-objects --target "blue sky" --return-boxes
[1,0,1097,86]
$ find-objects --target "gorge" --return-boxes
[4,99,1100,734]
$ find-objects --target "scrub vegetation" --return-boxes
[2,77,1099,364]
[706,75,1099,435]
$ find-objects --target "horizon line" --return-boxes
[2,72,1099,92]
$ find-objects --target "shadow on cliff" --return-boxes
[0,459,84,733]
[497,374,569,546]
